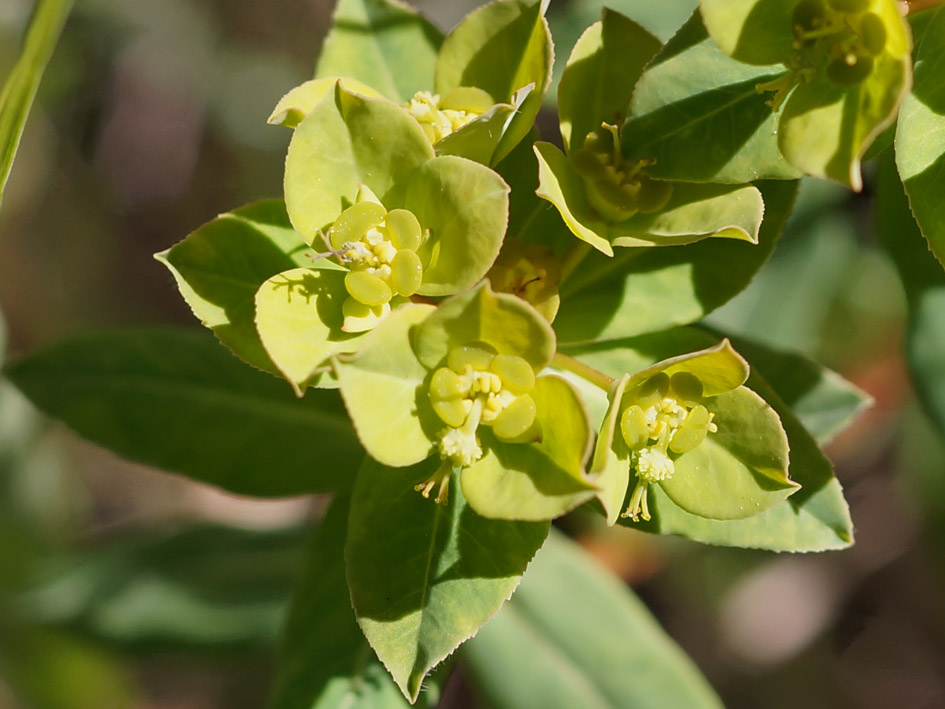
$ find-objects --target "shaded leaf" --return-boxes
[624,9,798,183]
[346,457,548,702]
[896,7,945,265]
[268,77,383,128]
[463,529,723,709]
[5,328,360,497]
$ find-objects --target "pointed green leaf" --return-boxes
[435,0,552,163]
[284,85,435,241]
[346,457,548,702]
[0,0,73,209]
[314,0,442,103]
[779,0,912,190]
[267,77,383,128]
[155,200,315,374]
[461,375,596,521]
[535,142,763,256]
[463,529,723,709]
[623,10,798,183]
[896,7,945,266]
[401,156,509,296]
[336,303,438,468]
[568,328,852,550]
[268,495,433,709]
[4,329,360,497]
[413,281,556,371]
[433,100,520,165]
[557,9,661,153]
[554,180,797,344]
[255,267,361,394]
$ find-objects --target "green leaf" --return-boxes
[314,0,442,103]
[284,84,435,242]
[336,304,439,468]
[663,385,796,520]
[535,142,763,256]
[568,328,853,550]
[463,529,723,709]
[621,338,749,397]
[623,10,799,183]
[268,77,383,129]
[268,496,431,709]
[5,328,360,497]
[461,375,596,521]
[413,281,556,372]
[877,152,945,439]
[557,9,661,153]
[435,0,552,163]
[779,0,912,190]
[402,156,509,296]
[699,0,794,66]
[346,457,548,702]
[155,200,315,374]
[589,374,630,524]
[433,101,519,164]
[0,0,73,209]
[255,267,361,395]
[895,7,945,265]
[710,330,872,445]
[780,53,911,191]
[554,179,796,344]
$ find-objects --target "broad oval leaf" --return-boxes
[255,267,361,395]
[435,0,552,163]
[5,328,360,497]
[699,0,794,66]
[553,179,797,345]
[557,9,661,153]
[314,0,442,103]
[412,281,556,372]
[623,10,799,183]
[335,303,438,468]
[535,142,764,256]
[461,375,597,521]
[895,6,945,266]
[284,84,434,242]
[155,200,316,374]
[400,155,509,296]
[346,457,548,702]
[463,529,723,709]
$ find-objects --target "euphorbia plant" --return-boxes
[11,0,945,705]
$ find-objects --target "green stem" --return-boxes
[559,241,591,285]
[551,352,614,392]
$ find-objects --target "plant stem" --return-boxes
[551,352,614,391]
[905,0,944,13]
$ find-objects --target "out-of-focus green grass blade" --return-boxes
[0,0,74,209]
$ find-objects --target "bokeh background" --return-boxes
[1,0,944,707]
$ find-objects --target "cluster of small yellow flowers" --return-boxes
[326,200,426,332]
[569,124,672,223]
[620,371,718,522]
[416,344,538,503]
[404,87,495,144]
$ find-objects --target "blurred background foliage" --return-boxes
[1,0,944,707]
